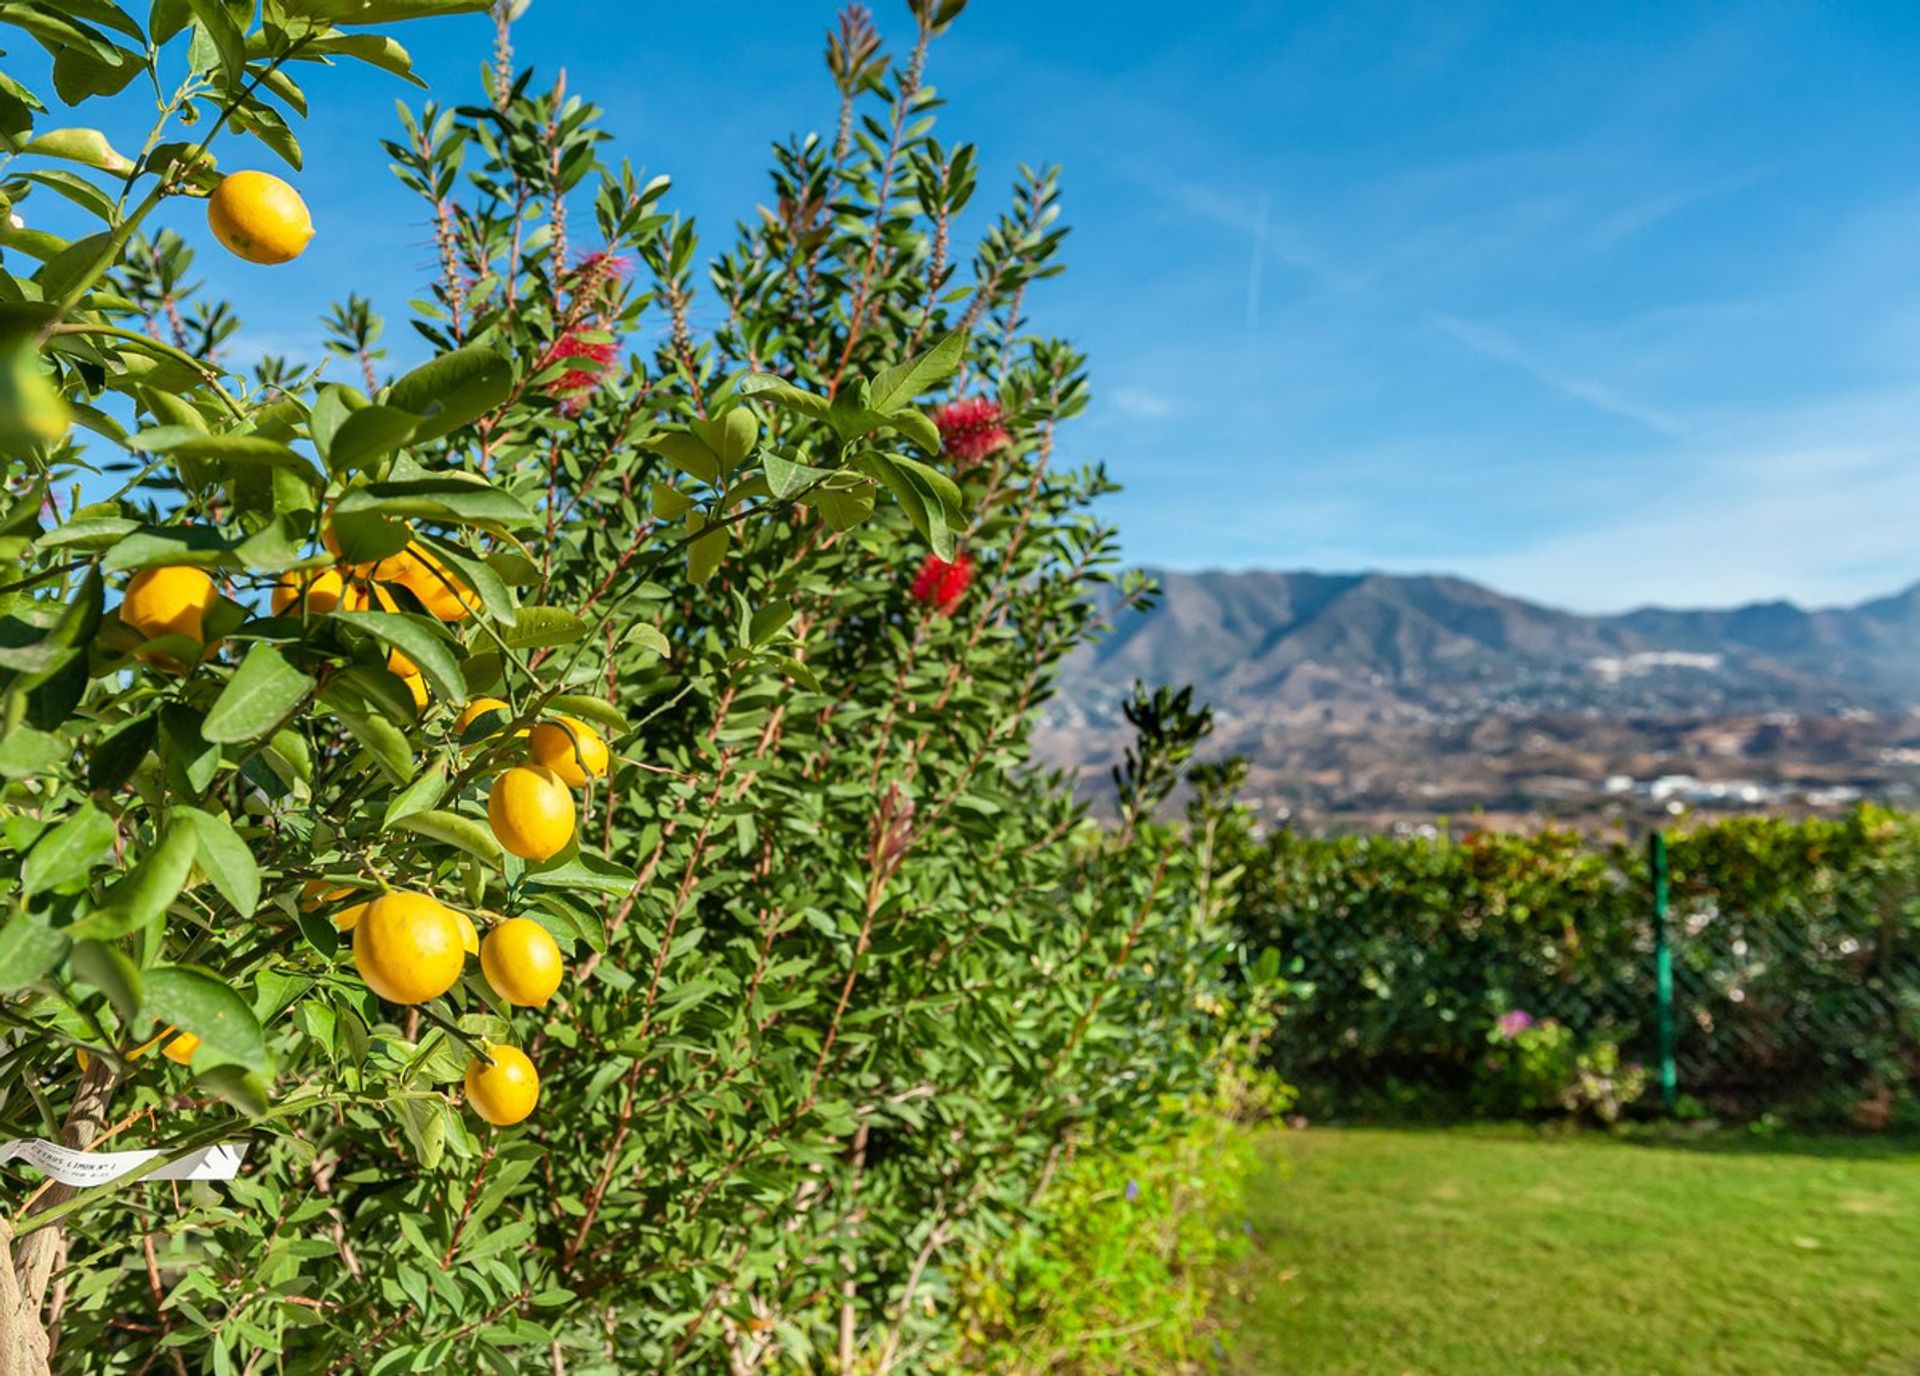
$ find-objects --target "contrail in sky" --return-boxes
[1246,191,1268,331]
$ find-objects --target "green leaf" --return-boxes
[327,405,418,473]
[71,940,142,1025]
[143,965,267,1071]
[868,328,967,413]
[749,600,793,647]
[195,1064,270,1117]
[384,346,513,442]
[176,808,259,917]
[499,606,586,650]
[390,810,503,865]
[649,482,694,519]
[203,645,315,745]
[525,850,636,897]
[332,706,414,785]
[34,516,141,552]
[99,525,234,573]
[381,762,448,828]
[182,0,245,88]
[812,483,875,532]
[334,477,536,529]
[692,408,757,476]
[0,724,64,780]
[132,430,323,486]
[89,713,156,793]
[885,406,942,456]
[21,127,133,173]
[737,374,830,419]
[687,513,727,585]
[0,915,68,993]
[627,624,671,659]
[764,452,834,500]
[547,694,628,735]
[22,801,114,895]
[643,431,721,486]
[331,609,464,702]
[71,821,197,941]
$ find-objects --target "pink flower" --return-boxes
[931,396,1010,465]
[1494,1010,1535,1040]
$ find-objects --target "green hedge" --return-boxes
[1232,809,1920,1121]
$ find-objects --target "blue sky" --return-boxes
[57,1,1920,612]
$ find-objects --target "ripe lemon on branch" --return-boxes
[487,765,575,861]
[352,892,466,1004]
[529,716,609,786]
[465,1044,539,1126]
[480,917,562,1007]
[120,565,218,644]
[206,170,314,265]
[271,567,343,616]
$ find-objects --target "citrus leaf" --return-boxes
[71,940,142,1024]
[390,809,503,865]
[176,807,259,916]
[202,645,315,745]
[331,609,464,702]
[21,800,115,895]
[143,964,267,1071]
[69,820,197,941]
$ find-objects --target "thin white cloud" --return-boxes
[1109,387,1175,420]
[1430,314,1685,436]
[1439,384,1920,611]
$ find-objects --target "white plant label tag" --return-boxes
[0,1138,246,1187]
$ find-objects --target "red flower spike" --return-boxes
[932,396,1011,465]
[909,552,974,615]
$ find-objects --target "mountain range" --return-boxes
[1039,571,1920,826]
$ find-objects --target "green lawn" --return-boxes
[1228,1124,1920,1375]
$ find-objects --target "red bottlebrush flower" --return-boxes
[570,249,634,286]
[909,552,974,615]
[932,396,1011,465]
[545,328,621,413]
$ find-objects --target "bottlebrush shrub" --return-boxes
[0,3,1263,1373]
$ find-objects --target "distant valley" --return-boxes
[1039,570,1920,829]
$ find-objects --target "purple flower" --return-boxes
[1125,1178,1140,1202]
[1495,1009,1535,1039]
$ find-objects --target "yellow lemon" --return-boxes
[528,716,610,787]
[298,879,357,909]
[121,565,219,644]
[487,765,575,861]
[377,544,472,622]
[206,171,314,265]
[387,645,419,679]
[480,917,563,1007]
[465,1044,539,1126]
[271,567,344,617]
[352,891,465,1004]
[400,669,428,713]
[453,908,480,957]
[162,1032,200,1065]
[454,696,516,738]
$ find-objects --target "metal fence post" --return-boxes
[1650,829,1677,1114]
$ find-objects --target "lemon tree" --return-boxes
[0,1,1269,1371]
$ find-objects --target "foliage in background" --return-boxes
[0,1,1266,1371]
[1476,1013,1647,1124]
[1233,809,1920,1123]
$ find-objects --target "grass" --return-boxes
[1227,1123,1920,1375]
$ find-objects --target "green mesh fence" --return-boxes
[1236,812,1920,1118]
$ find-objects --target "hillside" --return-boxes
[1042,571,1920,826]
